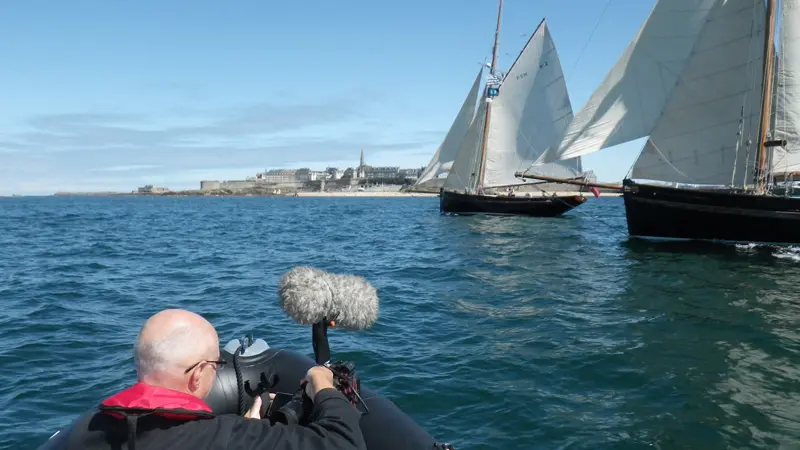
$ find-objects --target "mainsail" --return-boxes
[774,0,800,176]
[415,68,483,186]
[443,19,581,193]
[539,0,768,188]
[482,19,581,187]
[631,0,766,186]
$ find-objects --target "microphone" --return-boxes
[278,266,379,363]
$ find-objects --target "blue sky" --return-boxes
[0,0,657,195]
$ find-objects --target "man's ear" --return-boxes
[188,366,203,393]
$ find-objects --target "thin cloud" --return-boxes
[40,138,434,173]
[0,136,437,195]
[26,112,146,132]
[1,90,439,195]
[15,92,377,151]
[89,164,162,173]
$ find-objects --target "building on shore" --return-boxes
[137,185,170,194]
[326,167,342,180]
[339,149,423,185]
[199,150,424,193]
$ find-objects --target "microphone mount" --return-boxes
[309,317,369,414]
[311,319,332,365]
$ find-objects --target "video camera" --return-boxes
[204,266,455,450]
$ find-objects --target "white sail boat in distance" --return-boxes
[518,0,800,245]
[413,0,590,217]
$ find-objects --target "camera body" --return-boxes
[266,390,314,425]
[265,360,363,425]
[204,336,449,450]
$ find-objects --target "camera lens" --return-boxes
[272,399,301,425]
[269,392,314,426]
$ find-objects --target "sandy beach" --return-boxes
[295,191,437,197]
[294,191,621,198]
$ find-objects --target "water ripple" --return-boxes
[2,196,800,449]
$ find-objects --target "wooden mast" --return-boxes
[475,0,503,192]
[756,0,778,194]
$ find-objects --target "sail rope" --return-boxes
[771,25,797,184]
[732,0,761,188]
[646,140,693,182]
[620,3,762,187]
[566,0,615,80]
[773,49,789,179]
[630,45,765,186]
[513,0,615,184]
[534,1,727,185]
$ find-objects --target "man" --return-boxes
[41,309,368,450]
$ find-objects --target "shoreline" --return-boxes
[296,191,436,197]
[297,191,622,198]
[3,191,624,198]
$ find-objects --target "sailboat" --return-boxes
[518,0,800,245]
[415,0,589,217]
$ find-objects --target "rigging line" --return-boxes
[741,0,762,187]
[527,183,625,231]
[636,6,766,185]
[566,0,614,79]
[646,139,694,182]
[733,0,760,186]
[624,145,638,180]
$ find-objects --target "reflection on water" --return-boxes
[612,243,800,448]
[4,196,800,449]
[442,198,800,448]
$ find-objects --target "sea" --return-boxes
[2,195,800,450]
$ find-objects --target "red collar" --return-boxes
[99,382,213,420]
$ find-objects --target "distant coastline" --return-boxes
[4,181,625,198]
[0,190,623,198]
[40,189,438,198]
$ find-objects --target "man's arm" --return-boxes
[225,388,367,450]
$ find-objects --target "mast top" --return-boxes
[476,0,503,191]
[490,0,503,76]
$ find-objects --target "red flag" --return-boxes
[590,187,601,198]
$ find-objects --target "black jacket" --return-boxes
[40,388,367,450]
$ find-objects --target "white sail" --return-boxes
[444,100,488,192]
[630,0,766,186]
[415,68,483,186]
[540,0,718,163]
[773,0,800,176]
[481,19,581,188]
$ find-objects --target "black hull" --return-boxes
[440,190,586,217]
[623,180,800,244]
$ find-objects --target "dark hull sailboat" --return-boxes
[514,0,800,245]
[623,180,800,244]
[440,190,586,217]
[418,4,585,218]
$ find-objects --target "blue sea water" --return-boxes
[2,195,800,449]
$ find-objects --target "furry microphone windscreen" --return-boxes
[278,266,379,330]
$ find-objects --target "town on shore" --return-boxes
[40,150,621,198]
[52,151,432,197]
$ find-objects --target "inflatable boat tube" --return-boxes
[206,338,442,450]
[36,337,452,450]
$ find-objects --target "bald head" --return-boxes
[134,309,220,391]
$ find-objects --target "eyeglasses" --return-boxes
[184,358,227,374]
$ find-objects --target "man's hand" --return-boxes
[244,393,276,420]
[303,366,335,401]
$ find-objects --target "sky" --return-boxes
[0,0,659,195]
